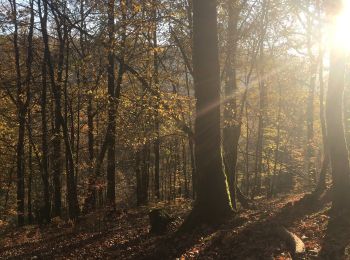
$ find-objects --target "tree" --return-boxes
[252,0,269,199]
[10,0,25,226]
[39,0,80,220]
[106,0,117,208]
[222,0,240,210]
[152,0,161,200]
[325,1,350,210]
[182,0,233,228]
[37,0,51,224]
[315,0,329,193]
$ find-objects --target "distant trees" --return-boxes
[1,0,350,227]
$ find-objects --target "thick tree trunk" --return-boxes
[182,0,232,229]
[326,45,350,210]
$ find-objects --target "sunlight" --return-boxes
[330,0,350,52]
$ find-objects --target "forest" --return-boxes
[1,0,350,259]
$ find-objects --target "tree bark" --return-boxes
[326,37,350,210]
[223,0,240,210]
[182,0,233,229]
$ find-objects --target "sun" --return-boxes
[331,0,350,52]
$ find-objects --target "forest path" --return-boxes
[0,192,337,259]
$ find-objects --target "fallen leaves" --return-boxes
[0,194,335,259]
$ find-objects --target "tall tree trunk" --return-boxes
[269,85,282,197]
[27,130,33,224]
[316,66,329,192]
[306,2,316,184]
[182,0,232,229]
[11,0,25,226]
[26,0,35,224]
[39,0,80,219]
[223,0,240,210]
[326,45,350,210]
[135,149,142,205]
[153,0,161,200]
[106,0,127,208]
[315,0,329,193]
[80,0,96,214]
[52,3,70,217]
[83,93,96,213]
[252,68,265,198]
[41,61,51,223]
[183,140,189,198]
[184,65,196,198]
[39,18,50,224]
[252,0,269,199]
[106,0,116,208]
[139,144,150,205]
[245,104,250,195]
[325,1,350,209]
[87,96,94,170]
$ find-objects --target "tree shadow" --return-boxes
[0,211,141,259]
[135,193,330,259]
[319,210,350,259]
[197,193,330,259]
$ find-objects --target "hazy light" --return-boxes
[331,0,350,52]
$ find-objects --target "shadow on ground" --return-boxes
[1,193,339,259]
[135,192,331,259]
[319,209,350,259]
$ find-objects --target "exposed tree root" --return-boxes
[274,226,305,256]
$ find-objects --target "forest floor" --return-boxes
[1,190,350,259]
